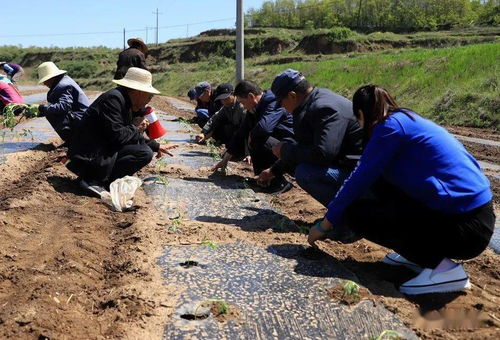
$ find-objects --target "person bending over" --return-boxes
[259,69,362,206]
[37,62,90,143]
[212,80,295,194]
[308,85,495,295]
[67,67,177,196]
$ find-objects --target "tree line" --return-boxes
[246,0,500,32]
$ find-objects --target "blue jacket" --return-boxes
[39,74,90,141]
[326,111,492,225]
[227,90,294,154]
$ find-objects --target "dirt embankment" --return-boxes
[0,144,178,339]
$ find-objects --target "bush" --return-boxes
[57,60,99,79]
[326,27,354,42]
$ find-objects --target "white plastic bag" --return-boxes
[101,176,143,212]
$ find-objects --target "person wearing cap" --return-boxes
[258,69,363,206]
[212,80,295,194]
[195,83,246,152]
[1,62,24,83]
[67,67,178,196]
[187,88,197,103]
[308,85,494,295]
[36,61,90,143]
[114,38,148,80]
[193,81,222,128]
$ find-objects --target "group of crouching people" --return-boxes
[188,70,495,296]
[21,36,495,296]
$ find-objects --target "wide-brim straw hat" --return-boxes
[37,62,67,84]
[112,67,160,94]
[127,37,148,54]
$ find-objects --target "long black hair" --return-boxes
[352,85,415,143]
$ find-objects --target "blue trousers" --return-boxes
[294,163,351,207]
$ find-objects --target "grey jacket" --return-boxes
[39,74,90,141]
[201,99,246,135]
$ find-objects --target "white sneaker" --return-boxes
[399,264,471,295]
[382,253,423,273]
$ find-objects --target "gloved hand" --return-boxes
[25,104,40,118]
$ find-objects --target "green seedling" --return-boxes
[155,175,169,186]
[369,330,402,340]
[185,237,219,264]
[194,298,229,318]
[169,218,182,232]
[2,105,17,129]
[206,140,221,160]
[342,280,360,303]
[20,128,34,141]
[177,117,193,131]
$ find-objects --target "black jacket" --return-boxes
[68,87,159,181]
[114,47,148,80]
[227,90,294,155]
[272,88,362,174]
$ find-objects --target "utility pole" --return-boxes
[123,28,126,50]
[153,8,162,46]
[236,0,244,82]
[145,27,148,44]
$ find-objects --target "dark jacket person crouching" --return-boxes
[67,67,177,194]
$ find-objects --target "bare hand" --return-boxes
[133,117,149,132]
[272,142,283,158]
[195,133,205,143]
[307,218,333,247]
[211,159,228,172]
[157,143,179,158]
[257,168,275,187]
[243,155,252,164]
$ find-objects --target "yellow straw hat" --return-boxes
[112,67,160,94]
[37,62,67,84]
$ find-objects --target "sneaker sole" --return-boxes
[382,256,423,273]
[400,278,471,295]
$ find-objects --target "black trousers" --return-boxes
[69,143,154,185]
[344,180,495,268]
[249,136,282,176]
[107,144,154,183]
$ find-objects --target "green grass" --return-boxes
[155,42,499,128]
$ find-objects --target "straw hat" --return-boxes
[37,62,67,84]
[127,37,148,54]
[112,67,160,94]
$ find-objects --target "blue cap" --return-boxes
[271,69,305,101]
[194,81,211,99]
[187,88,197,100]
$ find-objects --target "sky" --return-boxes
[1,0,267,48]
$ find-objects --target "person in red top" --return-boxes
[0,81,24,111]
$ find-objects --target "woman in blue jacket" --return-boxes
[308,85,495,295]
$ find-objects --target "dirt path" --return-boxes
[0,144,178,339]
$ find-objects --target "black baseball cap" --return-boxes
[214,83,234,101]
[271,69,306,101]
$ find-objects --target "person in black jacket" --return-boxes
[67,67,177,196]
[259,69,363,206]
[114,38,148,80]
[193,81,222,128]
[212,80,295,194]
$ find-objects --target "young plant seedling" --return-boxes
[168,218,182,232]
[20,128,34,141]
[182,237,219,267]
[342,280,360,303]
[194,298,229,318]
[369,330,402,340]
[156,175,169,186]
[206,140,221,160]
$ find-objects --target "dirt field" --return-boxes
[0,95,498,339]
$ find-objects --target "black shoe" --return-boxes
[79,179,107,197]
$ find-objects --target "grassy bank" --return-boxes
[154,43,499,129]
